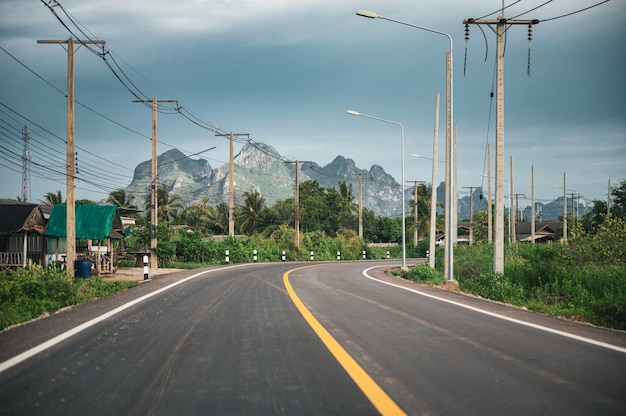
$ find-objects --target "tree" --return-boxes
[40,190,63,206]
[106,188,137,209]
[144,184,183,223]
[611,179,626,219]
[237,189,267,235]
[582,179,626,232]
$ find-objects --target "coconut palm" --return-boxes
[106,188,137,209]
[237,189,266,235]
[40,190,63,206]
[144,184,184,223]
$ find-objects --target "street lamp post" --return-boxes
[347,110,407,269]
[356,10,455,282]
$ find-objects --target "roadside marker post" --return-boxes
[143,255,149,280]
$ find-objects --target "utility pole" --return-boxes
[38,37,105,275]
[510,156,515,243]
[463,10,539,274]
[407,181,426,246]
[284,160,312,249]
[216,133,249,237]
[21,126,31,202]
[563,172,568,243]
[531,165,535,244]
[429,93,440,269]
[462,186,479,245]
[487,143,493,244]
[349,173,371,240]
[513,193,526,243]
[133,98,178,269]
[606,179,611,218]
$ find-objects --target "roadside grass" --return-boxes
[441,243,626,330]
[0,265,135,331]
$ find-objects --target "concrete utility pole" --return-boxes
[38,37,105,275]
[487,144,493,244]
[606,179,611,218]
[407,181,426,246]
[429,93,440,269]
[21,126,31,203]
[531,165,535,244]
[563,172,568,243]
[216,133,249,237]
[348,173,371,240]
[509,156,516,244]
[463,11,539,274]
[284,160,312,249]
[133,98,178,269]
[462,186,478,245]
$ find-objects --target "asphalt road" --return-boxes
[0,261,625,415]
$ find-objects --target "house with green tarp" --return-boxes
[0,199,47,269]
[44,204,127,276]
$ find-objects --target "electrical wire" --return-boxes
[540,0,610,22]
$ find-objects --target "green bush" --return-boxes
[397,264,445,285]
[0,266,134,331]
[451,218,626,330]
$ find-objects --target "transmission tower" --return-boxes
[21,125,31,203]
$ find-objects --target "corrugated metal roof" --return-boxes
[0,202,46,234]
[44,204,125,239]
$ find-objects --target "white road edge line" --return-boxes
[362,265,626,354]
[0,264,252,374]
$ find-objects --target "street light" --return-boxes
[347,110,407,269]
[356,10,456,283]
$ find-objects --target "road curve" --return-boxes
[0,261,624,415]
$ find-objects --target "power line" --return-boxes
[540,0,611,22]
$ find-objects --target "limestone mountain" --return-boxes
[124,142,405,216]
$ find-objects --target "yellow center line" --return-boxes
[283,265,407,416]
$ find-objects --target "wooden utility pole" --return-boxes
[216,133,249,237]
[38,37,105,274]
[133,98,178,269]
[464,11,539,274]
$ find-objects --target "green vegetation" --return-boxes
[4,180,621,331]
[0,265,135,331]
[436,216,626,330]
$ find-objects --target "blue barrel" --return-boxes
[75,259,92,278]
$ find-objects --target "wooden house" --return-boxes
[0,200,47,269]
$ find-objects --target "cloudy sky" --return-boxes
[1,0,624,209]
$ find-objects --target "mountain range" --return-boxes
[125,142,592,220]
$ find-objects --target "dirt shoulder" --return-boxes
[102,267,184,282]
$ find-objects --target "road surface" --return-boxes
[1,261,625,415]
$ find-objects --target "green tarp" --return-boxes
[44,204,124,240]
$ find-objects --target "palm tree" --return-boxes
[40,190,63,206]
[238,189,266,235]
[106,188,137,209]
[143,184,184,223]
[212,202,229,234]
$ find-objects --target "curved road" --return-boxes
[0,261,625,415]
